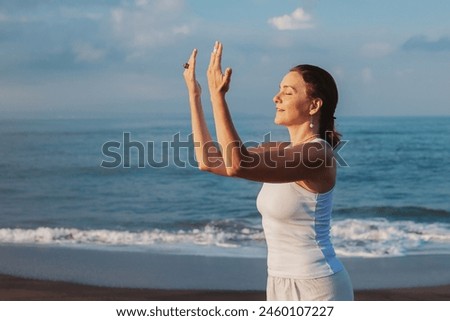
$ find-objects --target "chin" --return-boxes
[273,116,285,126]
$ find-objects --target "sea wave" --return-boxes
[332,218,450,257]
[0,224,265,250]
[0,218,449,258]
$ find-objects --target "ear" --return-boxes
[309,98,323,115]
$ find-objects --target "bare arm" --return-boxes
[183,49,227,176]
[207,41,332,183]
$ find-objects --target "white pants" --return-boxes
[266,269,354,301]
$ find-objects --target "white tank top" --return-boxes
[256,144,343,279]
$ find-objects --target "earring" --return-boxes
[309,115,314,128]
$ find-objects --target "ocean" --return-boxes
[1,113,449,258]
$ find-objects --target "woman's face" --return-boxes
[273,71,311,126]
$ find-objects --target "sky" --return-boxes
[1,0,450,117]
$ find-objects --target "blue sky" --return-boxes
[1,0,450,117]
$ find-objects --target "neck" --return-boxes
[287,123,320,146]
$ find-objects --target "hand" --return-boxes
[183,48,202,96]
[207,41,232,96]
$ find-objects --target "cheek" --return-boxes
[292,97,310,113]
[284,97,301,111]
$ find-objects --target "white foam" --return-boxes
[0,224,265,250]
[1,218,449,258]
[332,218,450,257]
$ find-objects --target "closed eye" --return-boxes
[280,85,297,95]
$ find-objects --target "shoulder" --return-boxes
[247,141,290,153]
[295,139,336,192]
[287,138,334,171]
[305,138,334,161]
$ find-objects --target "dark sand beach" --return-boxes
[1,245,449,301]
[1,274,449,301]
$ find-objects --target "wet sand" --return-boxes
[1,245,449,300]
[1,274,449,300]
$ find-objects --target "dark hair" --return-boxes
[290,64,341,148]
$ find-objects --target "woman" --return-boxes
[182,41,353,301]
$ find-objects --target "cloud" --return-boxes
[73,42,106,63]
[402,35,450,52]
[59,7,103,21]
[0,11,8,22]
[268,8,314,30]
[0,66,181,112]
[361,42,393,58]
[361,67,373,84]
[0,10,32,23]
[109,0,193,55]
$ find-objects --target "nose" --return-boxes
[273,92,281,104]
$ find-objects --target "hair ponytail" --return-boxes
[290,64,341,148]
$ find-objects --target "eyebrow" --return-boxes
[279,84,297,92]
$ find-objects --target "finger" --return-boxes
[215,42,223,71]
[208,41,218,70]
[224,67,232,84]
[184,49,196,76]
[188,48,197,63]
[225,67,232,78]
[190,48,197,73]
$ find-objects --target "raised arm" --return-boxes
[207,41,333,183]
[183,48,227,176]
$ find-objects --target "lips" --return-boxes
[276,108,285,112]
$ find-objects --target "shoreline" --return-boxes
[1,274,449,301]
[1,244,450,300]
